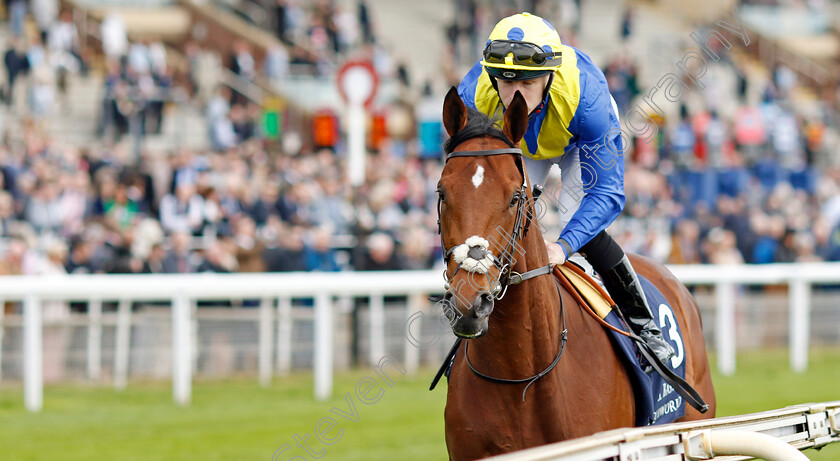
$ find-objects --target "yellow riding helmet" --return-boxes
[481,12,563,81]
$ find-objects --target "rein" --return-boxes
[464,275,567,402]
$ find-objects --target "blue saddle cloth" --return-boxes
[606,275,687,426]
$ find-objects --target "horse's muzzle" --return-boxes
[445,291,494,338]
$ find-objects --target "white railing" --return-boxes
[486,401,840,460]
[0,262,839,412]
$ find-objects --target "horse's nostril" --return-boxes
[475,292,494,317]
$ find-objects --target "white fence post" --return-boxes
[172,294,192,406]
[404,293,421,374]
[276,296,292,375]
[314,292,332,401]
[87,298,102,381]
[191,300,199,379]
[789,278,811,373]
[369,292,385,365]
[715,281,736,376]
[258,297,273,387]
[0,298,5,382]
[23,295,43,412]
[114,299,131,390]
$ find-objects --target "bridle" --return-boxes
[437,147,552,299]
[434,146,567,401]
[431,141,708,411]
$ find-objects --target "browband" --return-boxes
[445,148,523,161]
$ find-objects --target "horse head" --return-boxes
[437,87,532,338]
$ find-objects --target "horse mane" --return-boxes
[443,107,515,154]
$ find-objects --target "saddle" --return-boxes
[554,261,614,320]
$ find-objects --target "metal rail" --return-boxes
[486,402,840,460]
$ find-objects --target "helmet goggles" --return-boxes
[482,40,562,68]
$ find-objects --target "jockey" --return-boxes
[457,12,675,364]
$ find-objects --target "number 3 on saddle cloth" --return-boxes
[560,261,687,426]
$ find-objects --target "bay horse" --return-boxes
[437,87,716,460]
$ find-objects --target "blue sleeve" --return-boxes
[558,54,625,255]
[457,61,484,110]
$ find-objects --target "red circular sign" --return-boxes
[337,60,378,107]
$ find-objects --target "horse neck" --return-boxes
[470,221,564,371]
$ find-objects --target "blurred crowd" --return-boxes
[3,5,86,117]
[0,119,444,283]
[604,28,840,265]
[2,1,174,143]
[97,11,173,142]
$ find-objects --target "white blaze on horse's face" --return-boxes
[471,165,484,189]
[451,236,495,274]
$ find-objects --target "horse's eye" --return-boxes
[437,188,446,203]
[509,193,520,207]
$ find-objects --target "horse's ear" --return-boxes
[503,91,528,144]
[443,87,468,137]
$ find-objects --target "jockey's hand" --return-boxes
[545,240,566,267]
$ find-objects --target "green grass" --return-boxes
[0,349,838,460]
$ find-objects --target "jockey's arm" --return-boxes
[556,81,626,258]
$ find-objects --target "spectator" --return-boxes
[358,0,373,44]
[24,180,63,234]
[229,40,255,105]
[100,12,128,60]
[230,103,256,142]
[3,37,28,106]
[357,232,403,271]
[104,182,141,231]
[704,228,744,265]
[65,237,94,274]
[232,215,265,272]
[668,220,701,264]
[159,182,204,235]
[775,228,798,263]
[197,240,236,273]
[7,0,26,38]
[186,42,221,104]
[304,226,340,271]
[47,10,85,79]
[28,57,55,118]
[263,44,290,83]
[620,7,633,41]
[32,0,58,44]
[265,221,307,272]
[143,242,167,273]
[0,190,18,234]
[161,231,200,273]
[399,226,435,270]
[0,237,29,279]
[275,0,291,44]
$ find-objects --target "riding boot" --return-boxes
[601,256,675,365]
